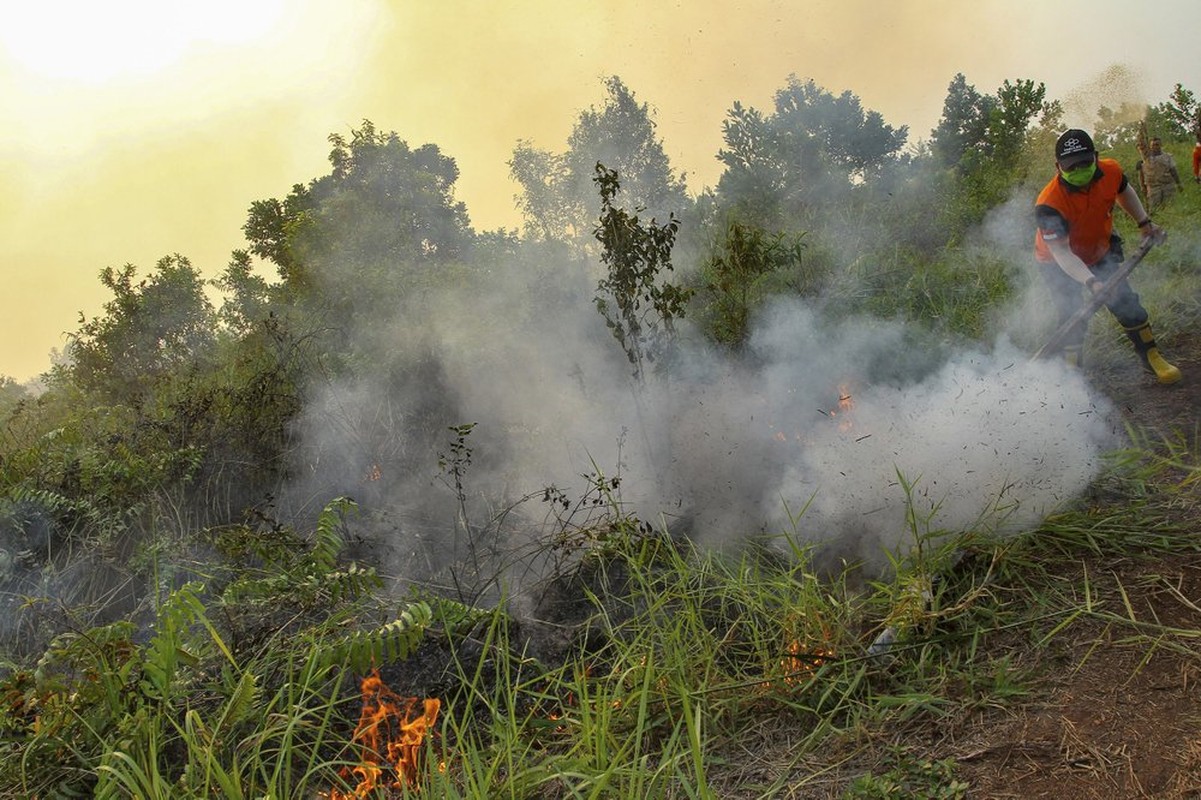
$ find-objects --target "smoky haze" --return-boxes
[5,0,1201,383]
[279,191,1122,594]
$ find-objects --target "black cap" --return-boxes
[1056,129,1096,162]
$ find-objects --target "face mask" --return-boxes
[1060,162,1096,186]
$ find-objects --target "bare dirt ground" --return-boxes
[951,331,1201,799]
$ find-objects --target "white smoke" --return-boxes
[289,244,1122,586]
[760,309,1119,572]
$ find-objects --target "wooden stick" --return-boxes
[1030,239,1155,362]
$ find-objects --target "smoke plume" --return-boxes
[284,231,1123,589]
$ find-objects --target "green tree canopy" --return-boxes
[1150,83,1198,140]
[67,255,216,402]
[715,76,907,220]
[242,120,472,297]
[929,73,993,169]
[930,74,1048,172]
[510,76,689,244]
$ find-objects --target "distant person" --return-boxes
[1034,129,1181,384]
[1135,136,1182,209]
[1193,135,1201,183]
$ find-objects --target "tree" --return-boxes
[986,79,1048,165]
[509,141,575,242]
[242,120,473,299]
[1093,102,1146,150]
[714,101,795,222]
[567,77,689,220]
[0,376,30,421]
[1091,86,1196,159]
[930,74,994,169]
[316,120,471,264]
[592,165,692,380]
[242,185,315,289]
[700,220,806,348]
[715,76,907,219]
[925,74,1053,238]
[510,76,689,245]
[772,77,908,179]
[68,255,217,403]
[38,256,235,533]
[930,74,1047,171]
[216,249,275,336]
[234,120,481,380]
[1149,83,1197,140]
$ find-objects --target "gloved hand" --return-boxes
[1141,221,1168,246]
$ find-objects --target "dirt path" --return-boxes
[955,331,1201,799]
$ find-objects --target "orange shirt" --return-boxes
[1034,158,1128,266]
[1193,143,1201,179]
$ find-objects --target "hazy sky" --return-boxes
[2,0,1199,382]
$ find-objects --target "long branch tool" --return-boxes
[1030,238,1156,361]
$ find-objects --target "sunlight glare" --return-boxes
[0,0,285,83]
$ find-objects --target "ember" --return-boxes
[327,669,440,798]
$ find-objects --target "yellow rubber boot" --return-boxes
[1145,348,1182,384]
[1126,323,1182,384]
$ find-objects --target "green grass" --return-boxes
[1,413,1199,798]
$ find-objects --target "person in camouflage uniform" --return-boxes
[1136,137,1182,209]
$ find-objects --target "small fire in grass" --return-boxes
[819,381,875,442]
[778,382,859,443]
[829,383,854,433]
[771,615,836,688]
[781,639,835,685]
[326,669,441,798]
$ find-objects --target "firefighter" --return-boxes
[1034,129,1181,384]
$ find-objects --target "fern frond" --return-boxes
[425,594,492,635]
[140,582,206,701]
[311,496,356,574]
[7,486,74,514]
[317,601,432,674]
[220,562,381,609]
[322,562,383,603]
[219,669,259,732]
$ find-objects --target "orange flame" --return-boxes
[830,383,854,433]
[328,670,440,798]
[781,640,835,685]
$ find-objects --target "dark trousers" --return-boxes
[1038,236,1148,352]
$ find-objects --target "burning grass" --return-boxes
[326,669,440,798]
